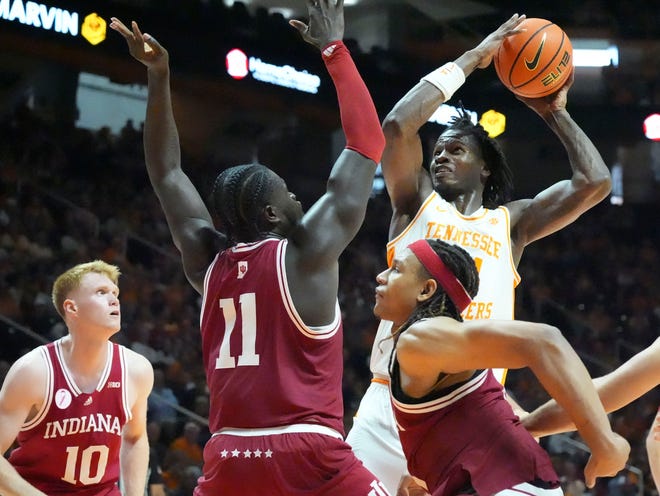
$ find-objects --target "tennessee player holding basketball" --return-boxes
[111,0,388,494]
[0,261,154,495]
[346,13,614,496]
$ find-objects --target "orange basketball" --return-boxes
[494,18,573,98]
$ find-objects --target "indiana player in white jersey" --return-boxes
[346,12,613,495]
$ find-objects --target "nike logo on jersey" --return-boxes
[83,397,93,406]
[525,33,547,71]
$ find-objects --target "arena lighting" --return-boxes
[0,0,79,36]
[571,40,619,68]
[479,109,506,138]
[643,113,660,141]
[428,103,477,126]
[225,48,321,94]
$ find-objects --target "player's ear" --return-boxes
[418,278,437,303]
[263,204,279,223]
[63,298,77,315]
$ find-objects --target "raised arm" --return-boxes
[381,14,525,234]
[523,337,660,437]
[0,353,48,496]
[110,19,225,293]
[396,317,630,488]
[508,73,612,255]
[289,0,385,263]
[648,411,660,492]
[120,351,154,496]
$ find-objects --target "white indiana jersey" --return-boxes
[370,191,520,380]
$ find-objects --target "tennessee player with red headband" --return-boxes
[373,237,629,496]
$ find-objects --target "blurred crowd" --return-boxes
[1,79,659,496]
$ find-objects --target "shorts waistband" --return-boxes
[213,423,343,440]
[371,377,390,386]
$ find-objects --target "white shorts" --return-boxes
[495,482,564,495]
[345,379,407,496]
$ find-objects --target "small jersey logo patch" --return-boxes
[55,388,72,409]
[238,261,248,279]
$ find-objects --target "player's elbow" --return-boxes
[588,172,612,200]
[577,170,612,204]
[382,110,417,141]
[532,324,567,358]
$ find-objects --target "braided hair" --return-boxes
[441,106,514,208]
[210,163,276,244]
[392,239,480,343]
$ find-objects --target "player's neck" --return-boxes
[264,231,285,240]
[449,194,484,216]
[60,334,110,379]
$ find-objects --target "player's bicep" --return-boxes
[513,180,591,246]
[123,354,153,442]
[0,358,46,453]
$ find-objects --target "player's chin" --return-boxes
[373,300,389,321]
[372,301,382,319]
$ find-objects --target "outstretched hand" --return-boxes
[472,13,526,69]
[109,18,169,73]
[289,0,344,50]
[583,432,630,489]
[516,68,574,116]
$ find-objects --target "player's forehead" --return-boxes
[435,129,478,149]
[79,272,118,292]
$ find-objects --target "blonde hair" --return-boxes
[52,260,121,319]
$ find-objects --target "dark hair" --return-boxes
[392,239,479,343]
[442,106,513,208]
[210,163,275,244]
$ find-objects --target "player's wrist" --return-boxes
[420,62,466,101]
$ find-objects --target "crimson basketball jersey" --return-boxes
[389,365,559,496]
[371,192,520,380]
[9,340,131,495]
[200,238,345,435]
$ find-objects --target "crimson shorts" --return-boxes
[194,426,390,495]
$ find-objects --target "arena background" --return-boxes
[1,0,658,494]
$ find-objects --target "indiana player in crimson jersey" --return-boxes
[375,239,628,495]
[111,1,388,494]
[0,261,154,496]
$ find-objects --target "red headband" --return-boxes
[407,239,472,313]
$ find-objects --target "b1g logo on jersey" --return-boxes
[237,261,248,279]
[55,388,73,409]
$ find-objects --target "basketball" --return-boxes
[494,18,573,98]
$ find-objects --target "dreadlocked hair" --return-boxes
[445,104,514,208]
[211,163,275,245]
[392,239,479,344]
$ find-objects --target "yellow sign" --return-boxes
[479,110,506,138]
[81,13,106,45]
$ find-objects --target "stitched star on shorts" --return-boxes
[254,449,262,457]
[231,449,240,457]
[265,449,273,458]
[243,450,252,458]
[220,450,228,458]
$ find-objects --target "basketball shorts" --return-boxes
[194,424,390,496]
[345,379,408,495]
